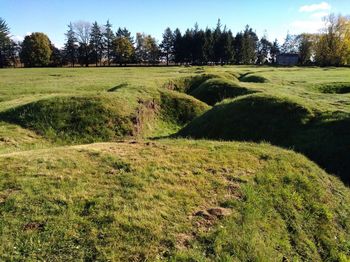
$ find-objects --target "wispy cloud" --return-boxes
[11,35,24,42]
[299,2,331,12]
[291,2,331,34]
[290,20,325,33]
[310,11,330,18]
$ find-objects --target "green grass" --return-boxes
[189,78,254,106]
[0,140,349,261]
[0,66,350,261]
[0,85,209,144]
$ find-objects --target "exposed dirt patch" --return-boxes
[23,222,45,231]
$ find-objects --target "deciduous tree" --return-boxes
[113,36,134,66]
[20,32,52,67]
[73,21,91,67]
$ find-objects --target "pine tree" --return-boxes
[182,29,193,64]
[104,20,114,66]
[213,19,222,63]
[270,39,280,64]
[192,28,206,65]
[173,28,183,64]
[160,27,174,65]
[241,25,258,64]
[220,28,234,64]
[64,22,77,67]
[204,28,213,63]
[0,17,11,68]
[116,27,134,44]
[90,21,103,66]
[113,36,135,66]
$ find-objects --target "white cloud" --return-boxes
[291,2,331,34]
[290,20,324,33]
[299,2,331,12]
[11,35,24,42]
[310,11,329,18]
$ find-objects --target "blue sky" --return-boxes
[1,0,349,48]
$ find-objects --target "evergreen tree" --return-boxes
[204,28,214,63]
[50,45,63,67]
[113,36,135,66]
[0,17,11,68]
[213,19,222,63]
[104,20,114,66]
[220,29,234,64]
[116,27,134,44]
[160,27,174,65]
[241,25,258,64]
[182,29,193,64]
[270,39,280,64]
[90,21,103,66]
[192,24,206,64]
[64,22,77,67]
[173,28,184,64]
[234,32,243,64]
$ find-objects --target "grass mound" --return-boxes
[317,82,350,94]
[239,73,269,83]
[178,93,314,144]
[190,78,254,105]
[0,122,51,154]
[159,90,210,125]
[164,72,237,94]
[0,95,135,143]
[0,90,209,143]
[165,74,218,93]
[178,94,350,183]
[0,140,349,261]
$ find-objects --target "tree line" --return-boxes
[0,15,350,68]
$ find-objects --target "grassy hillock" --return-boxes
[316,82,350,94]
[0,89,209,143]
[0,122,51,154]
[189,78,254,106]
[178,93,350,183]
[239,73,269,83]
[0,140,349,261]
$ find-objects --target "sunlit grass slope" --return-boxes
[0,140,349,261]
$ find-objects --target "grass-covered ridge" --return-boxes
[189,78,254,106]
[0,140,349,261]
[316,82,350,94]
[0,89,209,143]
[178,92,350,183]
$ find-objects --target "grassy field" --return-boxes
[0,66,350,261]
